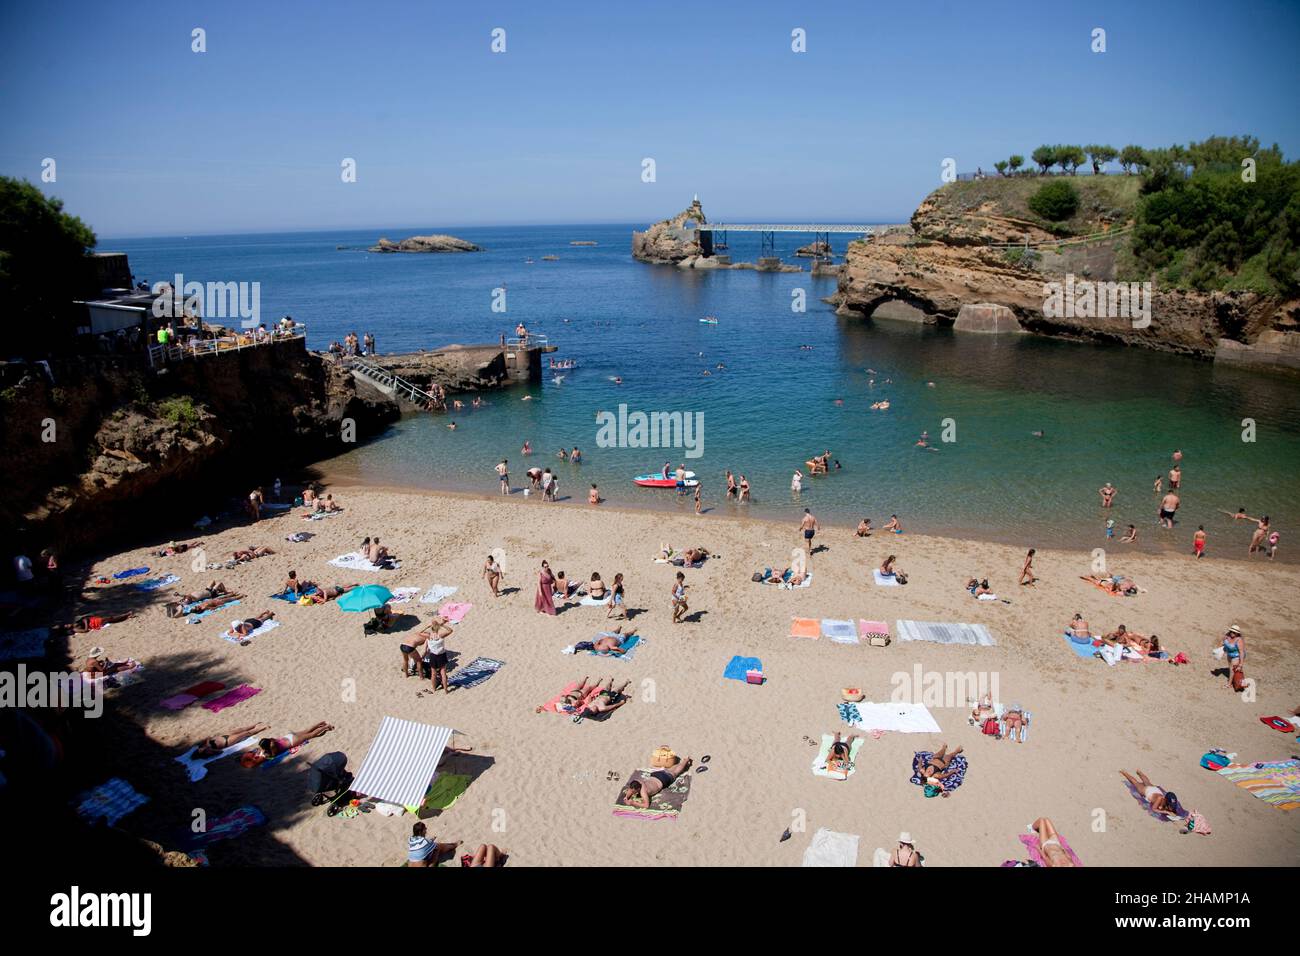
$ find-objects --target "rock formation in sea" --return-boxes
[369,234,482,253]
[632,197,708,263]
[794,240,833,258]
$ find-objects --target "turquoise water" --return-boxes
[111,225,1300,553]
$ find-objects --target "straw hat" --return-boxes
[88,646,105,660]
[898,832,913,845]
[1226,624,1242,635]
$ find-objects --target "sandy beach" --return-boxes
[61,485,1299,867]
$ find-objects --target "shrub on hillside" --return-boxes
[1027,180,1080,221]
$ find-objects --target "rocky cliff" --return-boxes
[834,180,1299,364]
[370,234,481,253]
[1,341,399,555]
[632,198,708,263]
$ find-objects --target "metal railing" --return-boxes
[506,334,547,349]
[147,327,306,367]
[349,358,436,406]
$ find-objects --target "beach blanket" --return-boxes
[813,734,865,780]
[578,594,606,606]
[1216,760,1300,811]
[1063,632,1100,659]
[388,587,421,605]
[839,700,942,734]
[821,618,858,643]
[438,601,473,624]
[182,805,267,850]
[409,773,471,815]
[1122,778,1190,820]
[221,619,280,644]
[723,655,762,682]
[859,620,890,643]
[1018,832,1084,867]
[134,573,180,591]
[271,585,317,602]
[540,680,602,715]
[791,617,820,640]
[80,661,145,691]
[160,680,226,710]
[284,531,313,542]
[75,777,149,826]
[202,684,262,712]
[184,598,241,623]
[802,827,859,867]
[112,567,149,579]
[329,551,397,572]
[569,632,643,660]
[873,570,901,587]
[447,656,503,690]
[0,627,50,661]
[419,585,458,604]
[897,619,996,647]
[910,752,969,792]
[175,735,258,782]
[612,769,691,820]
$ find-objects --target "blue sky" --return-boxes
[2,0,1297,237]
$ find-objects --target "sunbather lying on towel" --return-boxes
[232,546,275,562]
[240,722,334,767]
[584,677,631,715]
[971,693,997,725]
[674,547,709,567]
[305,584,358,604]
[55,611,136,634]
[1030,818,1075,867]
[621,755,693,809]
[1002,704,1026,741]
[965,577,993,597]
[1119,769,1180,816]
[827,732,860,775]
[156,540,202,557]
[81,647,137,677]
[1084,574,1138,596]
[918,744,964,783]
[230,610,276,636]
[167,584,239,616]
[194,723,270,759]
[461,843,506,867]
[574,627,637,655]
[760,566,806,586]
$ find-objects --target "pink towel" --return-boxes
[160,693,198,711]
[202,684,262,713]
[439,601,473,623]
[1019,832,1083,867]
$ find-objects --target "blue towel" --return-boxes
[134,573,179,591]
[1063,632,1099,659]
[113,567,149,579]
[186,599,240,623]
[590,633,642,660]
[270,586,318,602]
[724,655,762,682]
[448,656,505,689]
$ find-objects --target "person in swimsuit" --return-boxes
[1119,770,1176,815]
[966,577,993,597]
[1152,475,1163,494]
[589,484,600,505]
[919,744,963,781]
[1067,613,1092,639]
[1121,524,1138,543]
[1193,526,1207,558]
[1249,516,1270,555]
[1029,818,1075,867]
[194,723,270,759]
[1099,482,1117,508]
[496,459,509,495]
[606,573,625,619]
[240,722,334,767]
[856,518,873,537]
[407,821,460,867]
[283,571,315,596]
[670,572,689,624]
[420,616,454,693]
[884,515,902,533]
[1002,704,1026,741]
[889,833,921,867]
[461,844,506,867]
[621,755,693,809]
[1019,548,1037,586]
[232,545,275,562]
[799,509,819,554]
[738,475,750,501]
[230,610,275,636]
[306,583,358,604]
[725,471,737,498]
[880,555,902,579]
[575,626,636,655]
[826,732,860,776]
[482,554,503,596]
[1168,465,1181,489]
[577,677,632,716]
[1218,624,1244,666]
[971,693,997,726]
[81,648,136,677]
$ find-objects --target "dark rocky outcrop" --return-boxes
[369,234,481,253]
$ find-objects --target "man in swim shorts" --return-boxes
[621,755,693,808]
[1158,491,1180,529]
[799,509,819,554]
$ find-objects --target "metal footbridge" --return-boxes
[696,223,875,257]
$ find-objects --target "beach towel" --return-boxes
[329,551,396,572]
[349,717,453,808]
[75,777,149,826]
[201,684,262,713]
[1216,760,1300,811]
[612,769,691,820]
[790,617,820,640]
[447,656,503,690]
[873,570,901,587]
[271,586,317,602]
[858,620,889,643]
[813,734,865,780]
[897,619,996,647]
[910,752,969,792]
[388,587,421,605]
[1063,632,1100,659]
[589,633,642,660]
[802,827,859,867]
[0,627,50,661]
[112,567,149,579]
[285,531,313,543]
[79,661,145,691]
[409,773,471,815]
[438,601,473,624]
[182,805,267,850]
[1018,831,1084,867]
[419,585,458,605]
[221,619,280,644]
[160,680,227,710]
[821,618,858,644]
[1122,778,1189,820]
[175,735,258,782]
[839,700,943,734]
[185,598,241,623]
[975,592,999,601]
[540,680,602,715]
[134,573,180,591]
[724,655,762,682]
[578,594,606,606]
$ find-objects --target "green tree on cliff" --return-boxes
[994,160,1008,176]
[1055,145,1087,175]
[1008,154,1025,175]
[0,176,97,356]
[1119,145,1147,174]
[1027,180,1081,221]
[1084,144,1118,174]
[1031,145,1057,175]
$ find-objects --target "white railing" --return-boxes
[148,327,306,367]
[507,334,547,349]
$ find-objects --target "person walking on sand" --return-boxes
[799,508,819,554]
[496,459,509,495]
[535,561,557,615]
[694,484,702,515]
[482,553,503,596]
[670,571,689,624]
[1193,525,1207,559]
[606,572,626,620]
[1019,548,1037,586]
[1158,490,1180,529]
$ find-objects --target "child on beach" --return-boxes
[1193,526,1207,558]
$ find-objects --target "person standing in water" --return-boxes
[1099,482,1117,508]
[1168,464,1182,490]
[1249,516,1270,555]
[1158,490,1180,529]
[1193,525,1207,559]
[496,459,509,495]
[694,484,702,515]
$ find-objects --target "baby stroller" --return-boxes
[307,751,353,811]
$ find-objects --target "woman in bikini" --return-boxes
[826,732,859,776]
[1119,769,1177,814]
[889,834,921,867]
[606,573,625,619]
[670,572,689,624]
[919,743,963,781]
[1067,613,1092,640]
[583,677,631,715]
[1030,818,1075,867]
[1002,704,1026,741]
[1218,624,1244,666]
[306,583,358,604]
[230,610,276,636]
[194,724,270,759]
[481,554,502,596]
[585,572,607,600]
[241,722,334,767]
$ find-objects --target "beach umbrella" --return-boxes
[337,584,393,613]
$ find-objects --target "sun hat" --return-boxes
[88,646,105,659]
[1226,624,1242,635]
[898,832,913,845]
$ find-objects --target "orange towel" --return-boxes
[791,617,820,640]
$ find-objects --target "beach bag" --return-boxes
[923,784,942,798]
[895,572,908,585]
[868,634,890,647]
[651,746,676,768]
[1230,666,1246,692]
[751,572,764,582]
[981,718,1000,737]
[1199,750,1231,771]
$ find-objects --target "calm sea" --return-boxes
[109,224,1300,556]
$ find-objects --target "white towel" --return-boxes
[175,735,258,782]
[419,585,458,604]
[802,827,859,867]
[840,701,943,734]
[328,551,396,572]
[873,570,900,586]
[387,587,421,605]
[222,620,281,644]
[577,594,606,607]
[896,619,996,646]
